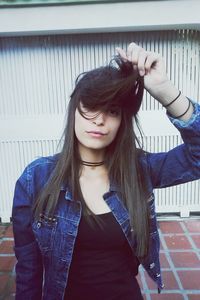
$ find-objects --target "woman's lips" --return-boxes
[86,131,107,138]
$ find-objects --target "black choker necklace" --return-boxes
[81,160,105,167]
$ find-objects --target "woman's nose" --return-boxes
[93,112,105,125]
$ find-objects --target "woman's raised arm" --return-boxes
[116,42,200,188]
[116,42,194,122]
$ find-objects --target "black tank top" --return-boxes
[64,211,143,300]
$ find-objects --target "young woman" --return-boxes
[12,42,200,300]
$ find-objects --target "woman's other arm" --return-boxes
[12,166,43,299]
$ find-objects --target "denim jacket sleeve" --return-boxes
[146,100,200,188]
[12,165,43,300]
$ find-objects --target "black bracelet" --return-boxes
[163,90,181,108]
[168,99,191,119]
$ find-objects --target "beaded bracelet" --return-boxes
[163,90,181,108]
[168,99,191,119]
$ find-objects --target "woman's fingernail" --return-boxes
[139,70,145,76]
[133,65,137,71]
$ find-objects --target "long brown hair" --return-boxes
[32,56,150,257]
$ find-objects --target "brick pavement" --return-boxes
[0,219,200,300]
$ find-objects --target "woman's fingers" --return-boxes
[117,43,163,76]
[127,43,151,75]
[115,47,128,62]
[127,42,139,62]
[145,53,160,71]
[117,43,169,95]
[137,50,148,76]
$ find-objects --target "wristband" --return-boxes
[163,91,181,108]
[168,99,191,119]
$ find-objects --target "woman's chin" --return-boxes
[81,141,108,151]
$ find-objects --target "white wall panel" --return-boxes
[0,139,62,222]
[0,30,200,222]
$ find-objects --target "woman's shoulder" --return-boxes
[26,153,60,170]
[17,153,60,188]
[136,148,148,164]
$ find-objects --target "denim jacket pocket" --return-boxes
[32,213,57,255]
[52,216,79,261]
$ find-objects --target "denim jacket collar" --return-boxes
[60,180,120,201]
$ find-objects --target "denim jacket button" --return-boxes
[37,222,41,229]
[149,262,155,269]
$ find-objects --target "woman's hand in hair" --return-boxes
[116,42,171,99]
[116,43,193,121]
[116,43,174,98]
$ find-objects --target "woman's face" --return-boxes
[75,103,122,151]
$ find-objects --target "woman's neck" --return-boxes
[80,163,108,178]
[78,144,105,164]
[78,144,108,178]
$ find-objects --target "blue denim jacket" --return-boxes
[12,101,200,300]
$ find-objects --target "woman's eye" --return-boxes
[81,107,96,115]
[108,109,120,117]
